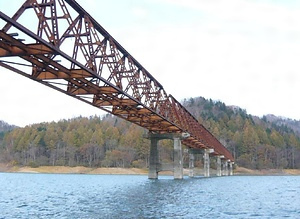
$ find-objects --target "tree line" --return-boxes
[0,96,300,169]
[0,115,175,168]
[183,97,300,169]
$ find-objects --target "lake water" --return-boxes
[0,173,299,218]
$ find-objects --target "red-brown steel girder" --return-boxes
[0,0,234,161]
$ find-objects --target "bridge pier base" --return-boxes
[148,138,159,179]
[222,160,229,176]
[229,161,234,176]
[146,132,189,180]
[189,153,195,177]
[204,149,214,177]
[216,155,223,176]
[173,137,183,179]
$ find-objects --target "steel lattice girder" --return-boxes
[0,0,234,161]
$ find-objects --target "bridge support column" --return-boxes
[148,138,159,179]
[229,161,234,176]
[222,160,229,176]
[188,152,195,178]
[146,132,190,180]
[216,155,223,177]
[226,160,230,176]
[173,137,183,179]
[204,149,214,177]
[222,160,225,176]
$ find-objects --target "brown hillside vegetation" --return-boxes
[1,97,300,170]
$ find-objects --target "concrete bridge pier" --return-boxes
[216,155,224,176]
[188,152,195,177]
[204,149,214,177]
[229,161,234,176]
[146,132,189,179]
[148,137,159,179]
[173,137,183,179]
[222,160,229,176]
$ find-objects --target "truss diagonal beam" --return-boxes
[0,0,233,161]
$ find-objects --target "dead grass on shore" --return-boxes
[234,166,300,175]
[1,163,300,175]
[0,164,148,175]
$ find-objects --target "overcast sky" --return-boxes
[1,0,300,127]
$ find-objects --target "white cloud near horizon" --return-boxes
[112,0,300,119]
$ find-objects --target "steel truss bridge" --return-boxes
[0,0,233,162]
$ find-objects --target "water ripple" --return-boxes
[0,174,300,218]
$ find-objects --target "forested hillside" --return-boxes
[182,97,300,169]
[0,115,177,168]
[0,120,16,133]
[263,114,300,134]
[0,115,153,168]
[0,121,17,146]
[0,96,300,169]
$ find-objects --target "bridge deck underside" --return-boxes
[0,0,233,161]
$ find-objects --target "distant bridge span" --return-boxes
[0,0,233,178]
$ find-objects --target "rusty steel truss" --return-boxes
[0,0,233,161]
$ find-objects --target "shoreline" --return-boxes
[0,164,148,175]
[1,164,300,176]
[232,166,300,176]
